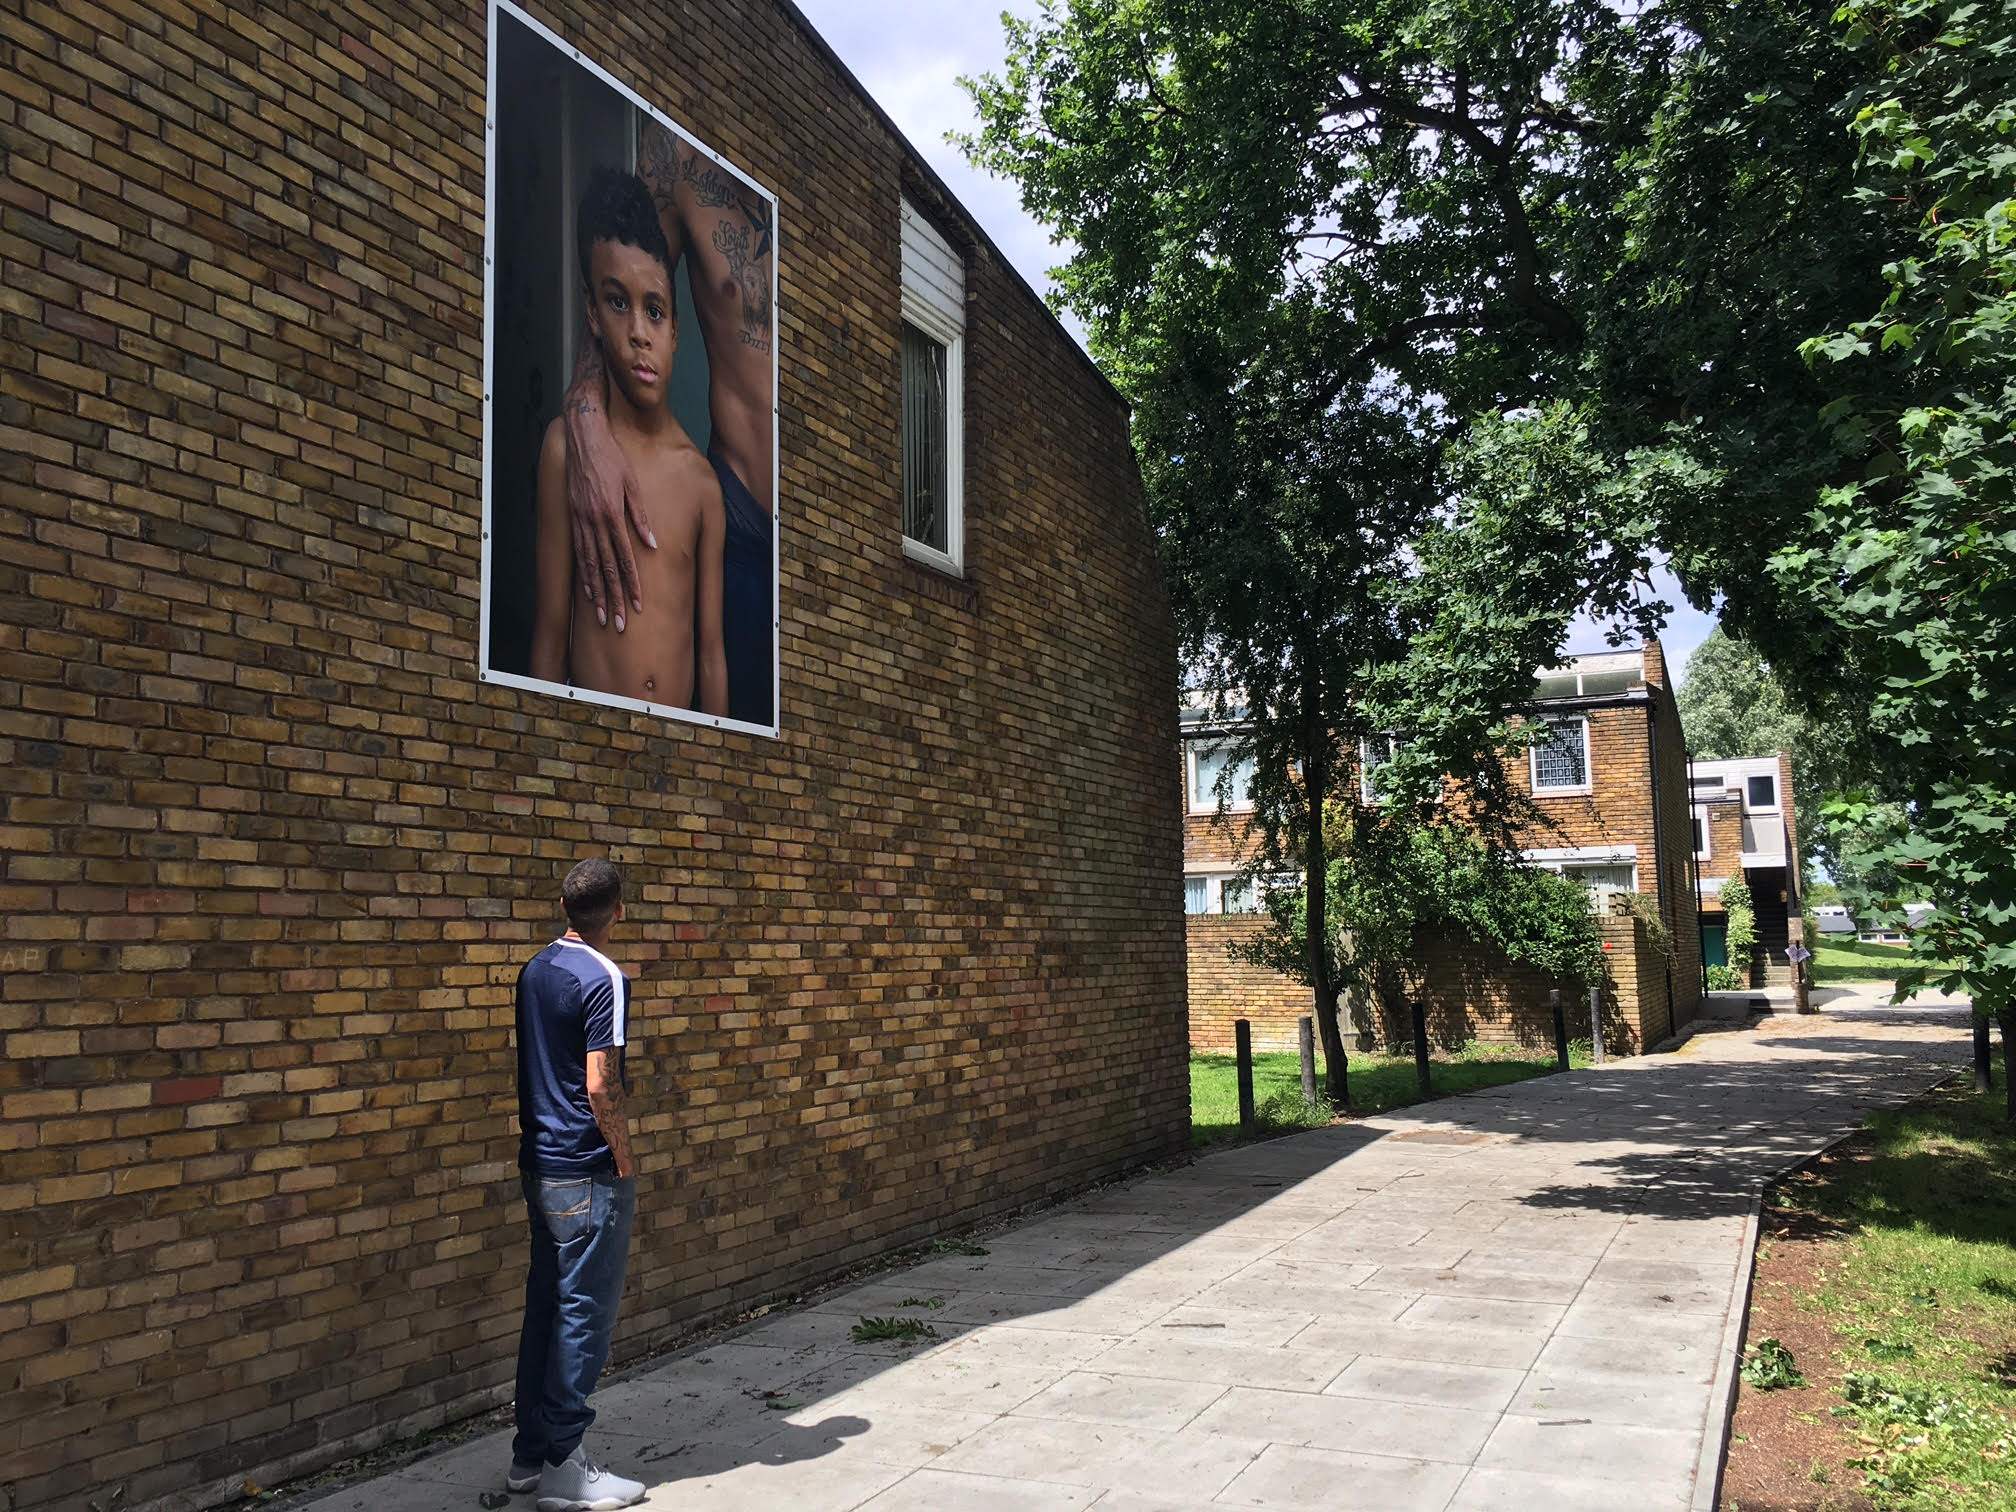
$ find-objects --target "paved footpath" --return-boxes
[312,1002,1968,1512]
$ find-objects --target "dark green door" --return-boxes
[1702,925,1728,968]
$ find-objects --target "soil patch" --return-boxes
[1722,1201,1875,1511]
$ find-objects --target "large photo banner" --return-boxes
[480,0,780,734]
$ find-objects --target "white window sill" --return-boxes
[1532,786,1593,799]
[902,536,963,577]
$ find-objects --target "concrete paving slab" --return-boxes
[1191,1385,1498,1463]
[1444,1465,1690,1511]
[1012,1371,1229,1433]
[1216,1442,1471,1510]
[854,1467,1101,1510]
[1324,1356,1526,1414]
[1088,1334,1344,1392]
[302,1005,1966,1512]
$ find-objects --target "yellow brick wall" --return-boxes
[0,4,1188,1510]
[1186,915,1310,1052]
[1191,913,1673,1058]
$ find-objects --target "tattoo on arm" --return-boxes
[587,1052,634,1175]
[637,125,680,218]
[681,155,743,209]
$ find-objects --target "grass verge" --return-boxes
[1190,1043,1587,1148]
[1811,937,1952,985]
[1733,1080,2016,1510]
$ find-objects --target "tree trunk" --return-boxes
[2000,1009,2013,1124]
[1301,673,1347,1108]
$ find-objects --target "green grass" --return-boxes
[1190,1043,1587,1147]
[1813,936,1925,984]
[1765,1082,2016,1510]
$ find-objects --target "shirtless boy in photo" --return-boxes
[530,168,728,716]
[562,119,774,728]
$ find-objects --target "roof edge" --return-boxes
[775,0,1129,412]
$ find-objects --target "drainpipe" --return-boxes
[1646,699,1677,1029]
[1687,746,1704,984]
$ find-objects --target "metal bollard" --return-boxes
[1299,1015,1318,1107]
[1589,984,1606,1065]
[1411,998,1432,1098]
[1550,988,1569,1071]
[1976,1014,1994,1094]
[1236,1019,1256,1132]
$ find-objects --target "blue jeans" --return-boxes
[512,1170,635,1466]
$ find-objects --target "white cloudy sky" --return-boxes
[789,0,1720,680]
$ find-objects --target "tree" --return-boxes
[1784,0,2016,1040]
[1574,0,2015,1029]
[1236,810,1606,1045]
[961,0,1677,1099]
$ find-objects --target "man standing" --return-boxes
[506,858,647,1511]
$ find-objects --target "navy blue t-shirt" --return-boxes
[515,937,628,1176]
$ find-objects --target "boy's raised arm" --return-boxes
[695,476,729,719]
[562,329,654,632]
[529,421,575,684]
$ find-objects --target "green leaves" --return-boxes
[1741,1337,1809,1391]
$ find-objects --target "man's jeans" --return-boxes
[512,1170,635,1466]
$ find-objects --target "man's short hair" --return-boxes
[561,857,622,934]
[576,166,675,293]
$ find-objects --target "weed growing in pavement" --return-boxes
[851,1316,939,1343]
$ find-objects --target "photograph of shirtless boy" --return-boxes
[481,2,778,733]
[563,118,776,729]
[528,168,728,716]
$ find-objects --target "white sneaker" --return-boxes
[506,1460,542,1494]
[535,1447,645,1512]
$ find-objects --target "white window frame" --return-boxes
[1186,742,1256,815]
[899,200,965,576]
[1745,773,1779,813]
[1692,805,1711,861]
[1529,714,1592,795]
[1359,734,1396,805]
[1181,869,1265,915]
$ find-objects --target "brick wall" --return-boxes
[1186,912,1675,1057]
[0,4,1188,1511]
[1186,915,1308,1052]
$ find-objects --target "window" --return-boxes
[1747,773,1777,810]
[1358,735,1397,803]
[1183,873,1268,915]
[1530,716,1590,793]
[1561,861,1636,898]
[900,200,964,574]
[1692,808,1711,860]
[1188,742,1256,812]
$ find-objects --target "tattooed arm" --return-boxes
[561,323,653,632]
[585,1047,634,1179]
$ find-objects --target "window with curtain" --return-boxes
[1189,743,1255,810]
[901,322,948,552]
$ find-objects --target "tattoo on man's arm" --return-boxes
[681,155,743,209]
[588,1065,633,1173]
[637,126,680,217]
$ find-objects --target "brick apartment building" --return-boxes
[1689,753,1804,986]
[0,4,1188,1511]
[1184,643,1705,1055]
